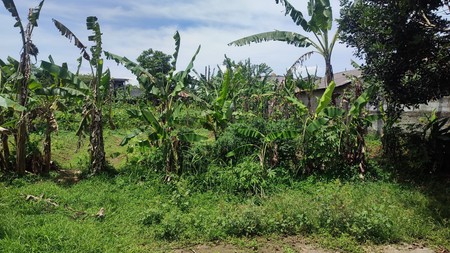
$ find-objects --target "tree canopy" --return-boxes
[339,0,450,106]
[137,49,172,77]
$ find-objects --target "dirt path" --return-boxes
[173,236,438,253]
[55,169,82,185]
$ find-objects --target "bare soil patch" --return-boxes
[54,169,82,185]
[173,236,438,253]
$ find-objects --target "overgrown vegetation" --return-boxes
[1,0,449,252]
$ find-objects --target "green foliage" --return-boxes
[110,32,204,178]
[314,81,335,117]
[3,173,448,251]
[52,16,114,174]
[339,0,450,106]
[386,111,450,176]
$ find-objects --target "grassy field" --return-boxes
[1,130,449,252]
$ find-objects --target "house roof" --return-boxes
[317,69,362,90]
[112,78,129,82]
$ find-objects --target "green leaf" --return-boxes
[306,117,329,133]
[40,61,88,90]
[141,108,163,134]
[222,100,233,121]
[226,144,254,158]
[126,109,141,118]
[237,127,263,139]
[180,44,201,81]
[28,80,43,90]
[120,129,142,146]
[349,92,369,117]
[275,0,309,31]
[171,43,201,97]
[179,132,208,143]
[216,69,231,107]
[28,0,44,27]
[229,31,311,48]
[285,96,308,114]
[105,52,155,85]
[307,0,332,32]
[172,31,181,68]
[315,80,335,117]
[323,107,344,118]
[265,130,298,142]
[0,95,25,111]
[100,68,111,94]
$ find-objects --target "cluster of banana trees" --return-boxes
[106,32,206,180]
[1,0,113,175]
[0,0,50,175]
[1,0,376,179]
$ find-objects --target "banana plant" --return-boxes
[0,57,26,172]
[229,0,338,86]
[227,126,298,173]
[192,67,234,140]
[341,84,378,175]
[304,77,377,174]
[106,32,206,179]
[2,0,44,174]
[52,16,112,174]
[32,56,88,173]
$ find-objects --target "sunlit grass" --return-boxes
[1,172,448,252]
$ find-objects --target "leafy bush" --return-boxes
[195,158,271,195]
[301,123,346,175]
[384,113,450,177]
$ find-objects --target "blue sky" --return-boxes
[1,0,359,84]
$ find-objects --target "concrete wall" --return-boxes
[298,88,450,133]
[370,96,450,133]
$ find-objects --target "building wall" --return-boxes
[370,96,450,133]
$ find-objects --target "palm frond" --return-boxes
[287,51,316,73]
[104,52,156,85]
[86,16,102,62]
[28,0,44,27]
[52,19,90,61]
[275,0,309,31]
[228,31,311,48]
[2,0,21,28]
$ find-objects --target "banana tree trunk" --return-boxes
[324,57,334,87]
[90,106,106,174]
[1,133,11,171]
[42,110,52,175]
[324,57,335,105]
[16,49,31,175]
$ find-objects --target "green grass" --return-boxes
[0,171,448,252]
[49,129,130,170]
[1,117,449,252]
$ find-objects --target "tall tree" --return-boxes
[1,0,44,175]
[136,49,172,100]
[229,0,338,85]
[137,49,172,76]
[339,0,450,157]
[339,0,450,106]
